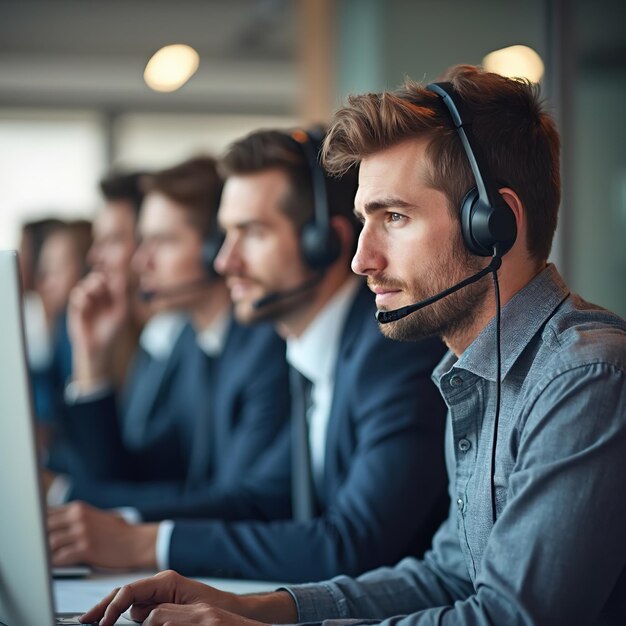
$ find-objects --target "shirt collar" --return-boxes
[195,309,231,357]
[433,264,570,383]
[139,311,188,361]
[286,276,362,385]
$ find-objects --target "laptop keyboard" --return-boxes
[55,616,98,625]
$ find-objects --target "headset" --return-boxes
[376,83,518,325]
[290,128,342,270]
[430,81,517,525]
[200,210,225,279]
[427,82,517,257]
[139,191,224,302]
[252,128,342,309]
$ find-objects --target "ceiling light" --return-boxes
[144,44,200,93]
[482,45,545,83]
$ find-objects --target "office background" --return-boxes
[0,0,624,316]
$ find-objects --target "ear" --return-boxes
[329,215,355,257]
[498,187,525,240]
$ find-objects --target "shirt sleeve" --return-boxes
[47,474,72,505]
[287,362,626,626]
[155,520,175,571]
[114,507,143,524]
[64,379,113,404]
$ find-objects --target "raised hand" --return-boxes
[68,271,130,385]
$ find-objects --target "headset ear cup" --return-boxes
[300,222,341,271]
[460,187,486,256]
[460,187,517,257]
[486,200,517,256]
[201,233,225,278]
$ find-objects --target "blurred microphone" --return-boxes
[253,274,322,309]
[138,277,211,302]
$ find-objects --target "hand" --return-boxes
[47,501,157,569]
[41,468,57,495]
[68,272,130,383]
[79,570,298,626]
[80,570,243,626]
[128,604,270,626]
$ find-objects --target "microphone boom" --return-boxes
[376,256,501,324]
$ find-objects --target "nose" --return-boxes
[86,242,99,268]
[213,234,241,276]
[131,241,150,274]
[351,225,386,277]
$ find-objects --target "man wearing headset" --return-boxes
[82,66,626,626]
[55,127,448,581]
[46,157,291,569]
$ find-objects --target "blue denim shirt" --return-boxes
[286,265,626,626]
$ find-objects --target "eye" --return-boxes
[387,211,407,224]
[244,224,266,238]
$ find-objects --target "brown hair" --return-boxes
[141,156,223,238]
[219,128,359,234]
[323,65,561,261]
[99,171,148,217]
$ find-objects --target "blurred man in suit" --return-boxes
[47,157,291,569]
[49,129,448,583]
[87,171,148,389]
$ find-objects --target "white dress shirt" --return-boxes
[161,279,363,570]
[50,312,191,505]
[51,309,231,573]
[285,276,362,495]
[154,310,230,569]
[64,311,189,403]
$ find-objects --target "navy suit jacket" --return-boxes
[31,309,83,475]
[166,283,449,582]
[64,318,291,516]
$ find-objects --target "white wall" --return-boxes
[0,110,105,249]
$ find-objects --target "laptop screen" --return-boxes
[0,249,58,625]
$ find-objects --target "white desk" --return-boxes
[55,572,284,625]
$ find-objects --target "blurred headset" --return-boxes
[289,128,342,270]
[200,209,225,279]
[252,128,342,309]
[139,191,223,302]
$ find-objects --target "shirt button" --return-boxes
[458,438,471,452]
[450,375,463,388]
[457,498,464,511]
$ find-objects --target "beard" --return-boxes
[229,274,318,326]
[372,232,490,342]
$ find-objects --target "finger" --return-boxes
[142,604,196,626]
[51,543,87,567]
[69,285,88,310]
[47,511,73,533]
[82,271,107,292]
[47,504,71,520]
[96,579,174,626]
[125,602,159,623]
[79,586,121,623]
[83,286,111,312]
[48,527,77,552]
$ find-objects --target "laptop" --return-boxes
[0,250,96,625]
